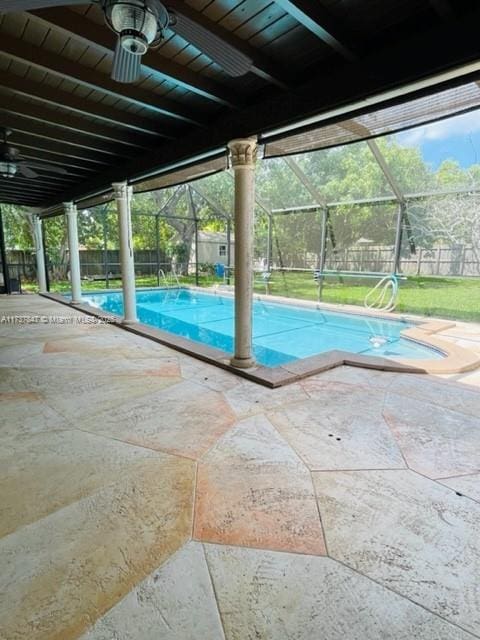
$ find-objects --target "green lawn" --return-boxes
[22,273,223,294]
[23,272,479,323]
[254,273,480,323]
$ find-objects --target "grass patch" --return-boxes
[254,272,480,322]
[22,273,223,294]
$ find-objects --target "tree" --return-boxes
[43,216,69,280]
[147,186,196,275]
[2,204,35,250]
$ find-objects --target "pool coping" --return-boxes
[40,290,480,388]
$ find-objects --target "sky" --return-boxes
[396,109,480,169]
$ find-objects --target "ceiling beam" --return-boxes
[1,95,154,149]
[0,186,69,200]
[0,200,44,208]
[29,8,241,108]
[0,193,43,202]
[8,132,114,165]
[0,176,59,189]
[0,112,136,158]
[18,155,95,178]
[273,0,358,61]
[0,195,40,202]
[20,171,78,183]
[0,33,204,125]
[0,195,43,205]
[2,173,77,187]
[0,183,60,196]
[166,0,290,88]
[0,72,172,138]
[0,0,88,13]
[0,188,57,202]
[1,172,75,185]
[0,190,39,198]
[42,4,480,207]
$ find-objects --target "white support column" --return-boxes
[64,201,82,304]
[32,214,47,294]
[113,181,137,323]
[228,137,258,368]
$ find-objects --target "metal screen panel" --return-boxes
[264,83,480,157]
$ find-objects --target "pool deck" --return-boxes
[1,293,480,639]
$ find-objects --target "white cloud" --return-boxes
[397,110,480,147]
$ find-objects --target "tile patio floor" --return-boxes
[1,294,480,640]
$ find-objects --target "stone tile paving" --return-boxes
[437,320,480,389]
[384,393,480,478]
[269,385,405,471]
[1,294,480,640]
[438,473,480,502]
[194,415,326,555]
[313,470,480,636]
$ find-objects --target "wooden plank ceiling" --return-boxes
[0,0,479,209]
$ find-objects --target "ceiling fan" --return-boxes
[0,128,68,179]
[1,0,253,83]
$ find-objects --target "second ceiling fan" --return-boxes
[1,0,253,83]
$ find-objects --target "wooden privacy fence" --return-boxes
[274,245,480,277]
[78,249,169,278]
[397,246,480,277]
[324,245,480,277]
[7,245,480,281]
[6,248,170,281]
[5,250,36,281]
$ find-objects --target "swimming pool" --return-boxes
[80,288,443,368]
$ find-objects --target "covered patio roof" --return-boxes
[1,0,480,210]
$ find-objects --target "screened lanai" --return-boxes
[1,0,480,367]
[24,79,480,330]
[2,3,480,640]
[37,139,480,285]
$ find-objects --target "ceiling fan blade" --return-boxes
[111,39,142,84]
[169,10,253,77]
[1,0,92,13]
[17,165,39,179]
[22,161,68,174]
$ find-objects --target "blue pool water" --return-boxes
[81,288,443,367]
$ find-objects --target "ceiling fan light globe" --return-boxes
[107,0,162,46]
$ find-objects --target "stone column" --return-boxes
[228,137,258,368]
[64,201,82,304]
[32,214,47,294]
[113,181,137,323]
